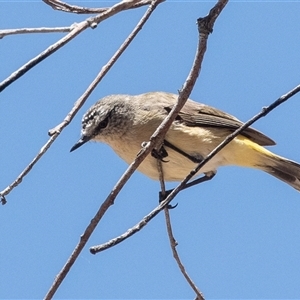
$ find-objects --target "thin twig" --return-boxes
[43,0,155,14]
[0,0,158,93]
[0,21,86,92]
[88,83,300,253]
[43,0,107,13]
[0,0,165,204]
[156,159,166,195]
[160,83,300,221]
[89,0,227,254]
[156,157,205,299]
[0,27,73,38]
[181,83,300,190]
[164,209,205,300]
[43,1,163,298]
[1,135,57,205]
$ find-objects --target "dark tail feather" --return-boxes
[259,156,300,191]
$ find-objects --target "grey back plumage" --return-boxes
[140,92,275,146]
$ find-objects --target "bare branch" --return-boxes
[0,0,164,204]
[0,22,86,92]
[181,83,300,192]
[89,0,228,254]
[43,0,156,14]
[87,82,300,252]
[0,0,162,93]
[1,135,57,205]
[164,209,205,300]
[157,157,205,299]
[43,1,164,298]
[157,159,166,195]
[0,26,73,38]
[43,0,107,13]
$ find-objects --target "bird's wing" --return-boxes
[165,99,276,146]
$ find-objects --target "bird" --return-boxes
[70,91,300,192]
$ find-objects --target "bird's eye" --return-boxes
[96,117,109,131]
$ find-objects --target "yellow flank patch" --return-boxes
[231,135,275,167]
[235,135,274,155]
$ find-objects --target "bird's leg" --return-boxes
[182,171,216,189]
[157,140,215,205]
[163,140,203,163]
[152,139,203,164]
[159,172,216,203]
[151,145,169,162]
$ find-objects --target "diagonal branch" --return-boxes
[0,0,162,93]
[0,26,73,38]
[179,83,300,191]
[164,209,205,300]
[0,0,164,205]
[88,82,300,253]
[157,158,205,299]
[43,0,107,13]
[43,0,156,14]
[89,0,228,255]
[43,1,164,298]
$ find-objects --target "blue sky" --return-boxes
[1,1,300,299]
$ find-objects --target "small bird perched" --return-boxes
[71,92,300,192]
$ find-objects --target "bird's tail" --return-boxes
[258,154,300,192]
[232,136,300,192]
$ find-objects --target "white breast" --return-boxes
[105,123,230,182]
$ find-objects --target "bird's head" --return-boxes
[70,95,134,152]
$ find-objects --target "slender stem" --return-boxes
[87,83,300,253]
[43,0,157,14]
[0,0,155,93]
[89,0,228,254]
[0,27,72,38]
[164,209,205,300]
[43,1,163,298]
[0,0,165,204]
[156,158,205,299]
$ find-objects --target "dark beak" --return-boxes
[70,135,90,152]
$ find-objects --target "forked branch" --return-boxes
[0,0,164,205]
[42,0,158,14]
[88,83,300,253]
[157,158,205,300]
[43,1,164,298]
[89,0,229,255]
